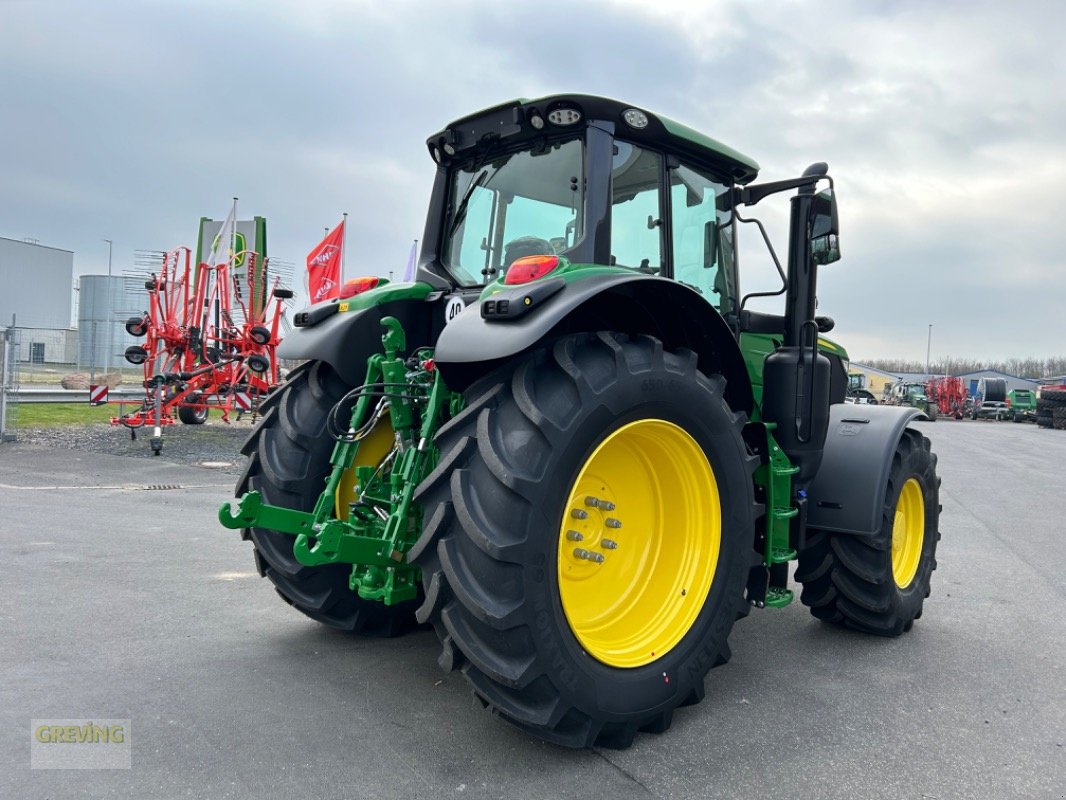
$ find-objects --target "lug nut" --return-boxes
[600,500,616,511]
[574,548,605,563]
[571,509,589,520]
[605,518,622,529]
[584,496,601,508]
[566,530,584,542]
[601,539,618,550]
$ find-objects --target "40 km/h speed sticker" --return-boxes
[445,295,468,324]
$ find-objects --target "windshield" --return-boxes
[443,137,584,286]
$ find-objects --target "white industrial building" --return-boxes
[0,237,77,363]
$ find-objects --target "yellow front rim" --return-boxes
[557,419,721,669]
[334,414,394,518]
[891,477,925,588]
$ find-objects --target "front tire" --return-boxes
[235,360,419,634]
[410,333,757,748]
[796,428,940,635]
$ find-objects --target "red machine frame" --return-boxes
[111,246,290,453]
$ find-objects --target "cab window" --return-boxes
[670,162,734,311]
[610,142,663,272]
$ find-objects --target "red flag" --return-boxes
[307,221,344,303]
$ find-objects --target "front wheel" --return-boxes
[796,428,940,635]
[410,332,757,748]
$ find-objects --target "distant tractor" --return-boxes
[220,95,942,748]
[972,377,1010,420]
[846,372,878,404]
[888,381,937,420]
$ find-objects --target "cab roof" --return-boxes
[430,94,761,185]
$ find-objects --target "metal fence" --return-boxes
[0,326,21,442]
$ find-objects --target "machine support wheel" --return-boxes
[410,332,758,748]
[177,393,209,425]
[234,360,420,634]
[795,428,940,635]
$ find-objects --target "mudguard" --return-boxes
[805,403,922,535]
[278,285,445,387]
[433,272,754,413]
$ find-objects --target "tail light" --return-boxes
[339,276,379,298]
[504,255,559,285]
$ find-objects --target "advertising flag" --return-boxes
[307,220,344,303]
[403,239,418,281]
[206,202,237,268]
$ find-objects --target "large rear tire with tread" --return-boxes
[235,360,420,635]
[410,332,758,748]
[796,428,940,635]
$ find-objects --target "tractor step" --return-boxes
[769,546,797,564]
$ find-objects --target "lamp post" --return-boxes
[103,239,113,376]
[926,324,933,376]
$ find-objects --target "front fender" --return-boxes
[434,273,753,413]
[805,404,922,535]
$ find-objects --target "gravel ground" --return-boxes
[12,420,253,475]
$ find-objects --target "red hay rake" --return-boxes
[926,376,967,419]
[113,246,291,454]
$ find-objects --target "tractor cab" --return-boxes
[419,95,760,317]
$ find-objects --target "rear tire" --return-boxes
[235,360,420,634]
[410,332,757,748]
[796,428,940,635]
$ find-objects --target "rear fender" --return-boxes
[278,286,453,386]
[433,273,754,414]
[805,404,922,535]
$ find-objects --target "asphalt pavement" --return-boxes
[1,420,1063,799]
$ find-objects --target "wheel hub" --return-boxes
[557,419,721,668]
[891,477,925,588]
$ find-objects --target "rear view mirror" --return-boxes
[810,188,840,265]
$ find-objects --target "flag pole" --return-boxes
[341,212,348,285]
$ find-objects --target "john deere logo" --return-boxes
[212,231,248,266]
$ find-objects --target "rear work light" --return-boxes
[503,255,559,285]
[339,276,380,298]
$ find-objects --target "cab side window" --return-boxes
[670,163,734,311]
[610,142,663,272]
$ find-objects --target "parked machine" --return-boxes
[888,381,938,420]
[219,95,942,748]
[115,245,290,453]
[972,377,1010,420]
[1008,388,1037,423]
[927,376,966,420]
[846,372,879,404]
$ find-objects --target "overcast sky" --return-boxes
[1,0,1062,361]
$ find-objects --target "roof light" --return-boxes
[442,142,456,156]
[504,255,559,285]
[547,107,582,126]
[622,108,649,129]
[529,112,545,130]
[339,276,380,298]
[430,145,442,163]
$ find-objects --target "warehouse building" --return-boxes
[0,237,78,363]
[954,369,1039,397]
[847,363,902,399]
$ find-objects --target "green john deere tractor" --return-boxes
[220,95,941,748]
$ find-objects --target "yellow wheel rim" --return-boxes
[891,477,925,588]
[334,414,394,518]
[557,419,721,668]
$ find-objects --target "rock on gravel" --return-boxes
[12,421,254,475]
